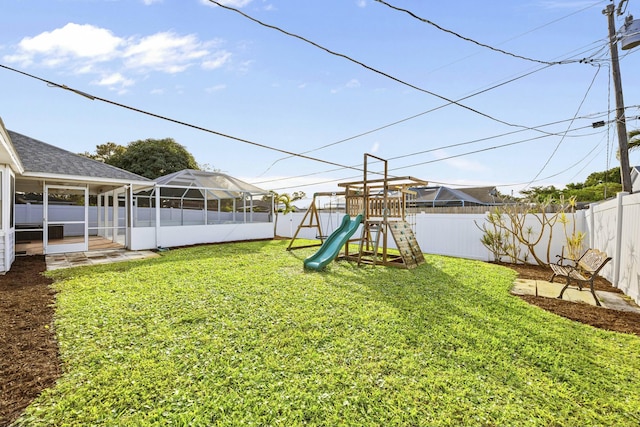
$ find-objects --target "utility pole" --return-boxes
[604,3,633,193]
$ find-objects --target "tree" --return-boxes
[476,196,581,266]
[105,138,198,179]
[582,167,621,187]
[267,191,306,235]
[628,129,640,155]
[519,185,562,203]
[80,142,126,163]
[520,167,623,203]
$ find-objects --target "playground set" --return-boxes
[288,154,428,270]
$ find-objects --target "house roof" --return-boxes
[452,186,501,204]
[8,130,150,182]
[412,186,499,206]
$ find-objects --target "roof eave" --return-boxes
[20,171,153,187]
[0,119,24,174]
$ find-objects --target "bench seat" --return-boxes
[548,249,611,306]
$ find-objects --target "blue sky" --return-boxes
[1,0,640,203]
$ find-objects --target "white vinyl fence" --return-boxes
[585,192,640,303]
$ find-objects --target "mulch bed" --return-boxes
[1,256,639,426]
[0,256,59,427]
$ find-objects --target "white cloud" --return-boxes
[371,142,380,153]
[345,79,361,88]
[202,50,232,69]
[206,84,227,93]
[123,32,209,73]
[9,23,123,67]
[142,0,162,4]
[356,0,367,8]
[331,78,361,94]
[93,73,134,88]
[4,23,232,91]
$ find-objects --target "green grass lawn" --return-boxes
[17,240,640,426]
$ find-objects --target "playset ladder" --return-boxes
[388,221,425,269]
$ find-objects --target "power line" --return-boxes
[267,131,609,193]
[522,64,603,190]
[206,0,585,133]
[0,63,365,174]
[254,104,627,186]
[257,63,556,176]
[416,7,611,76]
[255,119,610,187]
[253,16,613,175]
[501,138,608,190]
[389,127,604,172]
[372,0,584,65]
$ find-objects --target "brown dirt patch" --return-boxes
[0,256,59,427]
[1,257,638,425]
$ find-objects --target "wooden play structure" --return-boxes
[289,154,428,269]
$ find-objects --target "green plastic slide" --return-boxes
[303,214,363,270]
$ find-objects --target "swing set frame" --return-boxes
[286,191,346,251]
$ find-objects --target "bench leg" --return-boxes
[589,281,601,307]
[558,277,571,300]
[548,273,557,282]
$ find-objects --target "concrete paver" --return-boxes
[511,278,640,313]
[46,249,160,270]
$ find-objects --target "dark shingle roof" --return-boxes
[8,130,150,182]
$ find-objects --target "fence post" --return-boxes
[588,203,594,249]
[613,192,628,285]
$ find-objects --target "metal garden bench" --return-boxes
[548,248,612,307]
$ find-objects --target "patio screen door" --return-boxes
[44,185,89,254]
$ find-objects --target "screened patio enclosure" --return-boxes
[129,169,274,250]
[15,180,149,256]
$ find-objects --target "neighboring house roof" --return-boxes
[632,166,640,193]
[8,130,150,182]
[412,186,500,207]
[455,186,502,204]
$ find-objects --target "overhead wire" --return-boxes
[254,104,626,187]
[372,0,592,65]
[267,127,611,193]
[521,64,604,190]
[256,63,556,176]
[416,1,610,75]
[257,120,610,188]
[206,0,597,135]
[566,134,610,182]
[0,63,366,174]
[257,32,613,176]
[500,134,612,190]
